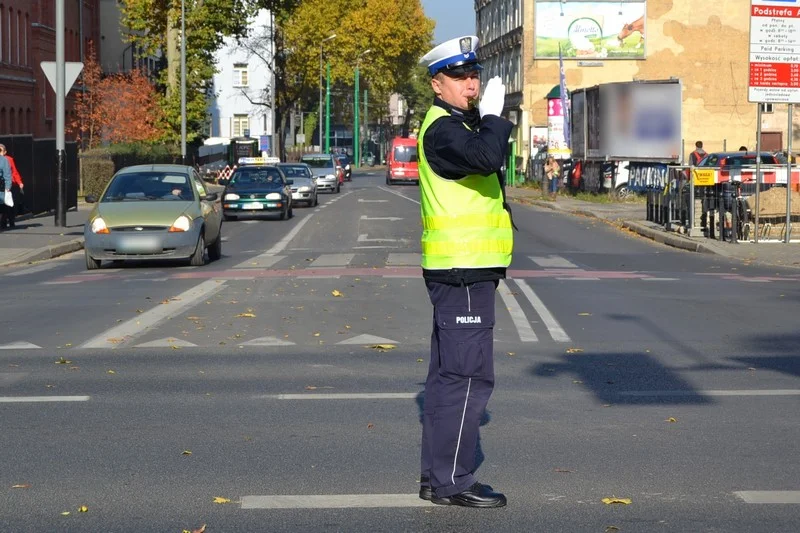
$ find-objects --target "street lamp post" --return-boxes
[319,34,336,153]
[354,49,371,168]
[180,0,186,164]
[325,62,332,152]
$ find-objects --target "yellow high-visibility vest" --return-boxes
[417,105,513,270]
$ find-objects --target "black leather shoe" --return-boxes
[434,482,506,508]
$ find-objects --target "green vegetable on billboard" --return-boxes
[534,0,647,60]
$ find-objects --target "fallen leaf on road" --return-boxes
[78,505,88,513]
[107,337,124,344]
[235,313,256,318]
[578,312,592,316]
[305,386,318,390]
[605,527,620,532]
[182,450,192,455]
[184,525,206,533]
[213,496,232,504]
[602,497,632,505]
[507,352,516,356]
[554,469,572,473]
[345,325,351,329]
[55,357,72,365]
[666,417,677,423]
[572,380,583,384]
[417,358,424,363]
[61,511,70,516]
[11,484,31,489]
[331,290,343,297]
[107,370,115,374]
[367,423,374,429]
[369,344,396,352]
[565,348,584,354]
[313,332,321,337]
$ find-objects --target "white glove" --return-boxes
[479,76,505,119]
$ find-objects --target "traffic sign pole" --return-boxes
[56,0,66,227]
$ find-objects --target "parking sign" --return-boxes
[749,0,800,103]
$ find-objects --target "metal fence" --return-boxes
[0,134,78,215]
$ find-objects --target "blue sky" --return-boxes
[421,0,476,44]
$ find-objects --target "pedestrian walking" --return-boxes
[0,147,12,231]
[0,144,24,228]
[416,35,514,509]
[689,140,707,166]
[544,156,561,199]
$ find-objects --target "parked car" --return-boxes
[386,136,419,185]
[334,153,352,181]
[696,151,780,168]
[83,164,222,270]
[222,164,293,220]
[278,162,319,207]
[301,153,340,193]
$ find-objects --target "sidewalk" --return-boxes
[505,186,800,270]
[2,188,800,269]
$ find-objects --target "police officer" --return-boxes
[416,35,514,508]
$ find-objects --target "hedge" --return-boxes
[80,143,183,198]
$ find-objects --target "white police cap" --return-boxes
[420,35,482,76]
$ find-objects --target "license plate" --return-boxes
[242,202,263,210]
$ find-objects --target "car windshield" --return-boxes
[698,154,776,167]
[229,167,283,186]
[393,145,417,163]
[279,165,312,178]
[101,171,193,202]
[301,157,334,169]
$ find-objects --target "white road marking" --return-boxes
[529,255,579,269]
[741,279,771,283]
[41,280,82,285]
[5,263,61,276]
[386,253,421,266]
[353,246,400,249]
[264,214,315,255]
[378,186,420,205]
[80,279,227,349]
[735,491,800,504]
[135,338,198,348]
[642,278,680,281]
[241,494,431,509]
[336,334,399,345]
[497,280,538,342]
[0,396,90,403]
[620,389,800,397]
[0,341,41,350]
[240,336,296,346]
[358,234,399,243]
[265,393,419,400]
[310,253,354,267]
[360,215,403,221]
[556,277,601,281]
[234,255,284,269]
[357,199,389,203]
[515,279,571,342]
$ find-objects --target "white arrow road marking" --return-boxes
[360,215,403,221]
[81,279,227,349]
[241,494,432,509]
[336,334,399,345]
[240,337,296,347]
[497,280,538,342]
[0,341,41,350]
[735,491,800,504]
[358,234,399,243]
[620,389,800,397]
[529,256,579,269]
[357,199,389,203]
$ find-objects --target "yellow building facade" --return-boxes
[519,0,774,162]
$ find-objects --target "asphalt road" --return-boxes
[1,169,798,533]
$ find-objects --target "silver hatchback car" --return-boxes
[301,154,340,193]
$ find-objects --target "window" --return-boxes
[0,5,3,62]
[760,103,774,114]
[233,63,248,87]
[15,9,19,64]
[232,114,249,137]
[24,13,27,65]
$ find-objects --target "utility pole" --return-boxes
[364,88,368,163]
[319,34,336,153]
[180,0,187,164]
[354,50,371,167]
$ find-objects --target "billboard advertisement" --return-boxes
[547,97,571,159]
[534,1,647,60]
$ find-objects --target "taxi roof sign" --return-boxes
[238,156,281,166]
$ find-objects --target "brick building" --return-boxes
[0,0,100,139]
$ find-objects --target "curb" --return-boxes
[0,238,84,268]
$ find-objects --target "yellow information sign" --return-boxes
[692,168,716,186]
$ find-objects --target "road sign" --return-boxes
[40,61,83,93]
[259,135,270,152]
[749,1,800,103]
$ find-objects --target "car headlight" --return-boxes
[224,193,240,200]
[169,215,192,232]
[298,186,310,192]
[266,192,281,200]
[90,217,109,234]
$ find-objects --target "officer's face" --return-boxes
[432,71,480,110]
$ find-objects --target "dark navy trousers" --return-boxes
[421,279,497,498]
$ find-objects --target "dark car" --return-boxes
[222,164,293,220]
[696,151,779,168]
